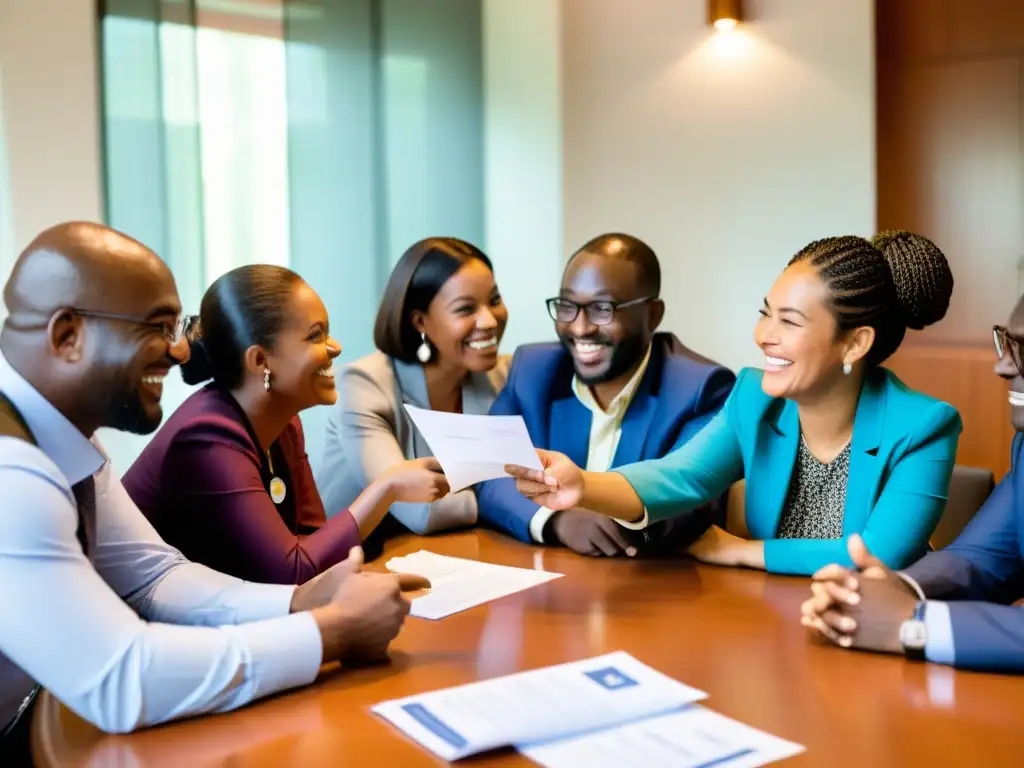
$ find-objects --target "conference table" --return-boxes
[32,530,1023,767]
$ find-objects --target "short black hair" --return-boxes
[374,237,494,363]
[568,232,661,297]
[180,264,304,388]
[789,231,953,367]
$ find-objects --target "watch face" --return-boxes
[900,618,927,649]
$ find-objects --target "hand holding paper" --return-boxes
[403,405,543,492]
[503,448,584,511]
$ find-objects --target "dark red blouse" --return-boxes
[122,384,360,584]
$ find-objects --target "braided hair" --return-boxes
[788,231,953,367]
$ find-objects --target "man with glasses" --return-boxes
[0,223,427,760]
[800,297,1024,672]
[477,233,735,555]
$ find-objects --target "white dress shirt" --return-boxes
[0,353,323,733]
[529,345,652,542]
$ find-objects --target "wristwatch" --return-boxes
[899,601,928,660]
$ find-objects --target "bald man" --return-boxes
[0,223,424,758]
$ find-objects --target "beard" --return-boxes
[99,380,161,435]
[560,331,649,387]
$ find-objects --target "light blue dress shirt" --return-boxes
[898,573,956,664]
[0,353,323,733]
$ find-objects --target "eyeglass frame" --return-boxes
[545,296,656,326]
[993,325,1024,377]
[72,309,192,344]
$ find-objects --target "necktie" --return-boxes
[71,476,95,557]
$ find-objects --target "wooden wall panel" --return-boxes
[948,0,1024,56]
[877,0,1024,476]
[887,346,1014,479]
[877,57,1022,346]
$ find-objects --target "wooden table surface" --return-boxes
[32,531,1023,767]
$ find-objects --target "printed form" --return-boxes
[385,551,562,619]
[371,651,707,761]
[403,405,542,492]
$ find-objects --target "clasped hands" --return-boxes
[800,534,919,654]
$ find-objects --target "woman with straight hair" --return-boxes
[318,237,510,536]
[123,264,449,584]
[505,231,962,576]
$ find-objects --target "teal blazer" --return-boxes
[616,367,962,575]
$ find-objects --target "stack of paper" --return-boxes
[403,405,542,492]
[385,550,562,620]
[372,651,804,766]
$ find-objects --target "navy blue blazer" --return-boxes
[904,433,1024,673]
[476,332,736,542]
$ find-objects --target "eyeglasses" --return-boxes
[74,309,192,344]
[993,325,1024,376]
[546,296,655,326]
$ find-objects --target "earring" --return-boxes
[263,367,272,392]
[416,332,432,364]
[842,362,852,375]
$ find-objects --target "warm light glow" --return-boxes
[713,17,738,32]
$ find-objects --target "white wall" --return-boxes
[561,0,875,371]
[0,0,104,276]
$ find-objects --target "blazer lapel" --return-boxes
[843,371,886,535]
[550,395,591,468]
[391,358,432,458]
[753,399,800,539]
[612,369,659,466]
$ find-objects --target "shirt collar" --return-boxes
[0,350,104,484]
[572,343,653,417]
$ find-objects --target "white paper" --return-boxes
[521,705,805,768]
[403,405,542,492]
[385,550,562,619]
[371,651,707,761]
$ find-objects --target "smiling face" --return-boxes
[995,297,1024,431]
[555,253,661,386]
[259,281,341,411]
[754,260,872,402]
[414,259,508,373]
[89,260,188,434]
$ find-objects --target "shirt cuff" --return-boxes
[613,507,649,530]
[229,611,324,701]
[897,571,926,601]
[529,507,557,543]
[227,582,299,624]
[922,600,955,666]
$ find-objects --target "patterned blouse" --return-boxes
[776,437,852,539]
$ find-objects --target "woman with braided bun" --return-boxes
[504,231,961,576]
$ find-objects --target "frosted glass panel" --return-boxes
[99,0,483,474]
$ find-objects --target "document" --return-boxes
[371,651,707,761]
[403,405,542,492]
[521,705,805,768]
[385,550,562,619]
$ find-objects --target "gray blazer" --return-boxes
[317,351,510,534]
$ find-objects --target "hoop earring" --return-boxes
[416,332,432,364]
[842,362,852,375]
[264,367,272,392]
